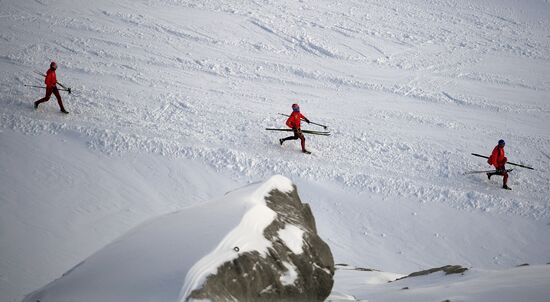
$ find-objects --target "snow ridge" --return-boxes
[178,175,293,301]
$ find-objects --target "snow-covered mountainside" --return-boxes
[1,0,549,301]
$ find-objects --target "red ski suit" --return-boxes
[488,145,507,169]
[487,145,508,186]
[282,111,309,152]
[286,111,307,129]
[45,69,57,87]
[35,68,67,112]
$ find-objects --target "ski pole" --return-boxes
[471,153,534,170]
[277,113,328,129]
[34,70,72,94]
[24,84,71,93]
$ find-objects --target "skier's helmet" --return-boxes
[292,103,300,112]
[50,61,57,69]
[498,139,505,145]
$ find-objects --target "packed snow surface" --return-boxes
[1,0,550,301]
[328,264,550,302]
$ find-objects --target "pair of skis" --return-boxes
[266,113,331,136]
[470,153,533,170]
[464,168,514,175]
[265,128,331,136]
[465,153,534,175]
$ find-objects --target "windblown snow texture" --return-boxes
[1,0,549,301]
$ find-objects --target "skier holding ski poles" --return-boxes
[34,61,69,114]
[487,139,511,190]
[279,103,311,154]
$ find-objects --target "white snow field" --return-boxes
[1,0,549,301]
[328,264,550,302]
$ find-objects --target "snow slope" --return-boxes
[329,264,550,302]
[21,175,294,302]
[1,0,550,301]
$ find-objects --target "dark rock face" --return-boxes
[395,265,468,281]
[187,186,334,302]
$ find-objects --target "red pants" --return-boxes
[282,128,306,151]
[491,166,508,186]
[36,86,66,111]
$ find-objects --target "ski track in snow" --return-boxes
[1,0,549,219]
[1,0,550,301]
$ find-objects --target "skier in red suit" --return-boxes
[279,103,311,154]
[34,61,69,114]
[487,139,510,190]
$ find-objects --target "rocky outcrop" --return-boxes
[394,265,468,281]
[22,176,334,302]
[185,186,334,302]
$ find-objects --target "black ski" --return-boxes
[471,153,534,170]
[463,168,513,175]
[266,128,331,136]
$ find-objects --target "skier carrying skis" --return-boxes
[487,139,511,190]
[34,61,69,114]
[279,103,311,154]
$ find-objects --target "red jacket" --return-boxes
[488,145,507,168]
[45,69,57,88]
[286,111,307,129]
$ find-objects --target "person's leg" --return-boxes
[281,129,300,144]
[35,87,53,108]
[280,135,298,143]
[299,132,306,151]
[494,166,510,189]
[283,135,299,141]
[502,171,509,187]
[52,87,68,113]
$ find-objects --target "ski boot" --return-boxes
[502,185,512,190]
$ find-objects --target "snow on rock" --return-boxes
[22,175,334,302]
[182,177,334,302]
[278,224,305,255]
[279,261,299,286]
[178,175,294,300]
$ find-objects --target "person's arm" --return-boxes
[487,147,497,166]
[499,150,508,166]
[286,116,294,128]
